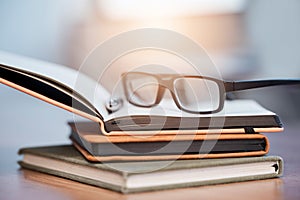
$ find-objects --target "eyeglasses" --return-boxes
[120,72,300,114]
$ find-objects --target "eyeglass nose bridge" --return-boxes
[155,78,177,105]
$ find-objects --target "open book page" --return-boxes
[0,51,111,119]
[0,51,79,90]
[105,99,276,121]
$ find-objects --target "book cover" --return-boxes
[69,121,270,161]
[22,169,283,200]
[18,145,283,193]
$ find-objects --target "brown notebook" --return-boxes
[0,52,283,136]
[69,122,270,162]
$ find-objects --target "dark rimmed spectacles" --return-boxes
[121,72,300,114]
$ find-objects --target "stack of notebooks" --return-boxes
[0,52,283,193]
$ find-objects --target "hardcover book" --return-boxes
[0,51,283,135]
[69,121,270,161]
[22,170,284,200]
[18,145,283,193]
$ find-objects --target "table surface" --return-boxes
[0,85,300,200]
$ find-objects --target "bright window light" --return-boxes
[98,0,246,20]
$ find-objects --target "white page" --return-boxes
[106,98,276,121]
[0,51,110,118]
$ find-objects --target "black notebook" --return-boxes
[68,121,270,162]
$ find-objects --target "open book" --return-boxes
[0,51,283,135]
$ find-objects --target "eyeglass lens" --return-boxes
[173,78,220,112]
[125,73,159,106]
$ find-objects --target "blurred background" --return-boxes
[0,0,300,158]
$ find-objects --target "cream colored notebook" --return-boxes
[18,145,283,193]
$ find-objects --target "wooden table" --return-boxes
[1,85,300,200]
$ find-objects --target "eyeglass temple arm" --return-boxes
[225,79,300,92]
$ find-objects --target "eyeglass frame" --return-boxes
[122,72,300,114]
